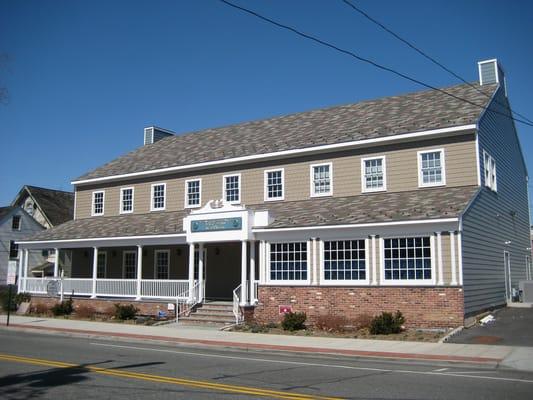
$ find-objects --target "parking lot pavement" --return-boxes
[449,307,533,347]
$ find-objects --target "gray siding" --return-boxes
[461,87,530,315]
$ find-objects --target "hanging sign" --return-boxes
[6,261,17,285]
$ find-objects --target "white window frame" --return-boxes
[150,183,166,211]
[97,251,107,279]
[310,162,333,197]
[320,238,370,285]
[222,173,241,204]
[11,215,21,231]
[361,156,387,193]
[417,149,446,188]
[264,168,285,201]
[483,150,498,192]
[91,191,105,216]
[119,187,135,214]
[266,240,311,285]
[154,249,170,280]
[122,250,137,279]
[185,178,202,208]
[379,236,436,286]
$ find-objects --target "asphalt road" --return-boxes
[1,330,533,399]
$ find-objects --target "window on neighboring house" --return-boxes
[264,169,284,201]
[484,151,497,191]
[151,183,166,211]
[186,179,201,207]
[383,237,432,282]
[223,174,240,203]
[269,242,308,281]
[324,240,366,281]
[12,215,21,231]
[154,250,170,279]
[92,191,104,216]
[418,150,445,187]
[123,251,137,279]
[120,187,134,213]
[97,252,107,278]
[362,157,386,192]
[310,163,332,196]
[9,240,19,259]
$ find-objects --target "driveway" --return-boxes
[449,307,533,346]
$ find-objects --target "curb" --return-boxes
[1,323,503,365]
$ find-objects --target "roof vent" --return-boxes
[143,126,174,145]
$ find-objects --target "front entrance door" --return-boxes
[204,243,241,301]
[504,251,512,301]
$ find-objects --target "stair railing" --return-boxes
[232,284,244,324]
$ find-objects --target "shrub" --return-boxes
[114,303,138,320]
[315,314,348,333]
[369,311,405,335]
[353,313,374,330]
[0,290,31,312]
[75,304,96,319]
[51,299,74,316]
[281,311,307,331]
[30,303,51,316]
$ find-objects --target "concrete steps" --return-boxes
[179,301,236,326]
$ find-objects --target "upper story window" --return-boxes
[383,237,433,283]
[484,151,497,192]
[12,215,21,231]
[9,240,19,259]
[310,163,332,197]
[223,174,241,204]
[92,191,105,216]
[361,156,386,192]
[151,183,166,211]
[186,179,201,208]
[264,169,284,201]
[418,149,445,187]
[120,187,134,214]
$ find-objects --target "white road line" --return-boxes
[433,368,449,372]
[90,342,533,384]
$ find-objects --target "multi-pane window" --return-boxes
[311,164,332,196]
[155,250,170,279]
[384,237,432,281]
[265,169,284,200]
[269,242,308,281]
[362,157,386,192]
[92,191,104,215]
[186,179,201,207]
[12,215,21,230]
[224,175,240,203]
[324,240,366,281]
[97,252,106,278]
[9,240,18,259]
[120,188,134,213]
[123,251,137,279]
[151,183,165,210]
[484,151,497,191]
[419,150,445,186]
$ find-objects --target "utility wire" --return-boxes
[341,0,533,125]
[218,0,533,128]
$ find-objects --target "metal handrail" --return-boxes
[232,284,243,324]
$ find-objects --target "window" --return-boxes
[97,252,107,278]
[12,215,21,230]
[361,157,386,192]
[185,179,201,208]
[9,240,18,259]
[269,242,308,281]
[264,169,284,201]
[151,183,166,211]
[223,174,241,204]
[123,251,137,279]
[310,163,332,197]
[383,237,432,282]
[418,149,445,187]
[323,240,367,282]
[120,187,134,213]
[92,191,105,216]
[484,151,497,191]
[154,250,170,279]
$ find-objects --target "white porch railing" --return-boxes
[62,278,93,296]
[96,279,137,297]
[24,277,52,294]
[141,280,189,299]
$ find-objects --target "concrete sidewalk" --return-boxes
[1,315,532,371]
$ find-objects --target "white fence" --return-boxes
[141,280,189,299]
[96,279,137,297]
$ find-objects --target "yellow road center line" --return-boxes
[0,353,341,400]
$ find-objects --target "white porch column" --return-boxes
[249,241,256,303]
[23,249,29,292]
[450,231,458,285]
[198,243,204,303]
[53,248,59,277]
[17,248,23,293]
[240,240,248,306]
[259,240,265,284]
[136,245,143,300]
[371,235,377,285]
[91,247,98,298]
[188,243,195,303]
[311,238,318,285]
[436,232,444,285]
[457,231,463,285]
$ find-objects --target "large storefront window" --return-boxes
[383,237,432,281]
[324,240,366,281]
[269,242,307,281]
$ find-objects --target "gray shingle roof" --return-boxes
[22,186,479,242]
[19,186,75,226]
[77,83,497,181]
[0,206,15,222]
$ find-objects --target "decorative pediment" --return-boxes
[189,199,246,215]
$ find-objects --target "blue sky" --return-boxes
[1,0,532,209]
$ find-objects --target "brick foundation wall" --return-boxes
[253,286,464,329]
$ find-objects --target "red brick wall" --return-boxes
[254,286,464,329]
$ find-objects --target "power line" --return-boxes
[218,0,533,128]
[341,0,533,126]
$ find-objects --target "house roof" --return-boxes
[20,185,479,242]
[76,83,497,182]
[12,186,74,226]
[0,206,15,222]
